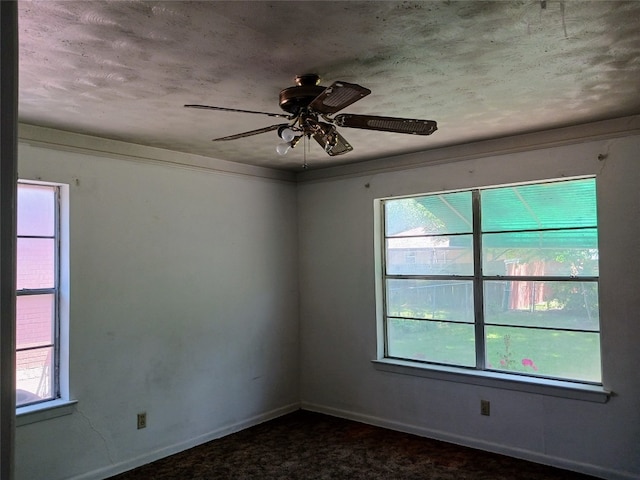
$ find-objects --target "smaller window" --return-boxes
[16,182,60,407]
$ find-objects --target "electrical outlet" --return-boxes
[137,412,147,429]
[480,400,490,416]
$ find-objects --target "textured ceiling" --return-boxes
[18,1,640,171]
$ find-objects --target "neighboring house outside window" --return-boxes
[16,182,61,407]
[380,177,601,384]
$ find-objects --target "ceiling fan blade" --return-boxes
[185,104,292,119]
[308,81,371,115]
[212,123,289,141]
[311,125,353,156]
[334,114,437,135]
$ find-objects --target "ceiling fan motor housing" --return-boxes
[279,84,325,115]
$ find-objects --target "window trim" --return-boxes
[371,359,610,403]
[374,177,610,402]
[16,398,76,426]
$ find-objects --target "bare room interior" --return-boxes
[2,1,640,479]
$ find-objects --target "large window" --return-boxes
[16,182,60,407]
[381,178,601,384]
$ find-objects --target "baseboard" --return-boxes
[68,402,300,480]
[300,402,635,480]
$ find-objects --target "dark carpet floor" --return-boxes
[108,409,598,480]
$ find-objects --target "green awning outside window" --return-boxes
[387,178,597,249]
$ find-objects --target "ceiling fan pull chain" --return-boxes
[303,134,309,170]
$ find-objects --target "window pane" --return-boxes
[16,346,54,406]
[387,279,474,322]
[481,179,597,232]
[385,191,472,236]
[16,294,55,349]
[17,238,55,289]
[485,326,601,383]
[387,318,475,366]
[483,229,599,277]
[17,184,55,237]
[484,280,599,331]
[386,235,473,275]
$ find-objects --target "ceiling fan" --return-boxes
[185,74,437,157]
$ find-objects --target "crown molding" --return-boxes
[18,124,296,183]
[18,116,640,185]
[296,115,640,183]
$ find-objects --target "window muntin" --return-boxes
[382,178,601,384]
[16,183,60,407]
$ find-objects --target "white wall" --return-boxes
[13,127,640,480]
[15,140,300,480]
[298,134,640,480]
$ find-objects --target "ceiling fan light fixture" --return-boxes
[276,142,291,156]
[276,130,304,156]
[278,126,297,143]
[312,124,353,156]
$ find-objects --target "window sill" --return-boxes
[372,359,611,403]
[16,399,77,426]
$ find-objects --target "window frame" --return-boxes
[16,180,75,423]
[374,177,610,402]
